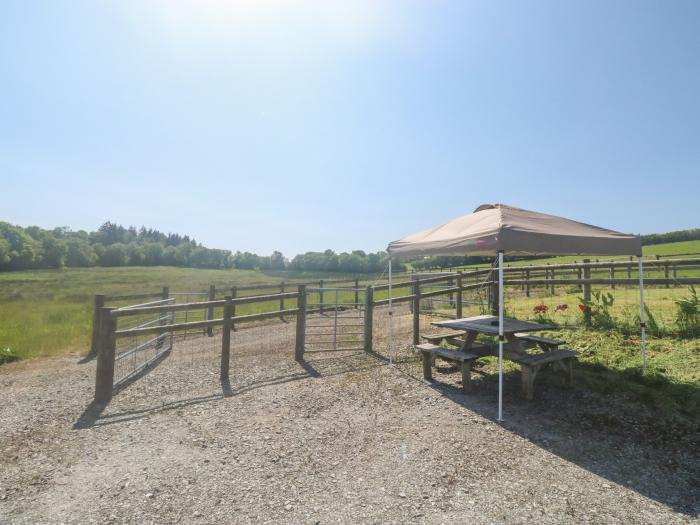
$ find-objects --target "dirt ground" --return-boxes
[1,328,699,524]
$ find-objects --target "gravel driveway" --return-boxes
[1,329,698,524]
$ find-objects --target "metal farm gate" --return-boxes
[304,287,365,353]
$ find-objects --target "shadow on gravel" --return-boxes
[73,351,387,430]
[77,353,96,364]
[73,394,226,429]
[402,360,700,517]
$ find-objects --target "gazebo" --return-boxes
[387,204,644,420]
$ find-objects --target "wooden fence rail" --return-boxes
[93,259,700,403]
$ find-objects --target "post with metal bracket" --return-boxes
[221,297,233,381]
[364,286,373,353]
[295,285,307,362]
[94,307,117,403]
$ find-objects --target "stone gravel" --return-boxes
[1,331,699,524]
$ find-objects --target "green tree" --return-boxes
[100,243,128,266]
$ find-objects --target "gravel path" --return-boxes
[1,330,699,524]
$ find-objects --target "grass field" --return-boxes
[1,244,699,413]
[0,266,324,361]
[424,284,700,419]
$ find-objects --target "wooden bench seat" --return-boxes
[422,332,466,345]
[514,333,566,350]
[510,349,576,400]
[416,343,478,393]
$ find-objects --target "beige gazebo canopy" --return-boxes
[386,204,645,422]
[388,204,641,258]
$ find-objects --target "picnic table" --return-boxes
[432,314,554,360]
[426,315,576,399]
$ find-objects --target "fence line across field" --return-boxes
[90,258,700,403]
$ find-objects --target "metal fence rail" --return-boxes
[304,287,365,353]
[113,298,175,386]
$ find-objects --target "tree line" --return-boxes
[641,228,700,246]
[3,220,695,273]
[0,221,399,273]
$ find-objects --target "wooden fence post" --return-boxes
[525,269,531,297]
[279,281,285,320]
[628,256,632,278]
[412,280,420,345]
[673,264,678,286]
[157,286,169,349]
[220,297,232,381]
[319,279,324,314]
[94,307,117,403]
[448,276,454,307]
[577,265,582,292]
[409,275,415,314]
[364,286,373,353]
[207,285,216,336]
[89,294,105,358]
[295,285,306,362]
[664,263,670,288]
[550,267,555,294]
[229,286,237,331]
[610,266,615,289]
[354,278,359,308]
[489,279,498,316]
[583,259,592,326]
[456,272,463,319]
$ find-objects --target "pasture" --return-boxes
[0,266,356,361]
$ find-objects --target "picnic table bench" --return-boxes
[416,343,478,393]
[510,349,576,400]
[515,333,566,351]
[422,331,466,346]
[425,315,576,400]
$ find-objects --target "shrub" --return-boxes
[675,286,700,338]
[0,347,19,365]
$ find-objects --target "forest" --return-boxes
[0,221,396,273]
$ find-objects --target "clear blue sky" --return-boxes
[1,1,699,256]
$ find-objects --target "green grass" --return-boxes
[2,244,699,422]
[425,282,700,419]
[0,266,334,360]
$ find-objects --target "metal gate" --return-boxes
[304,287,364,353]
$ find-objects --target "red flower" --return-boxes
[579,304,589,311]
[533,304,548,314]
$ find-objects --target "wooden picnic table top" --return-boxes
[432,314,554,336]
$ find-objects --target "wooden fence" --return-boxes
[91,258,700,403]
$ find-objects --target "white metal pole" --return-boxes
[498,250,504,422]
[389,257,394,366]
[638,256,647,370]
